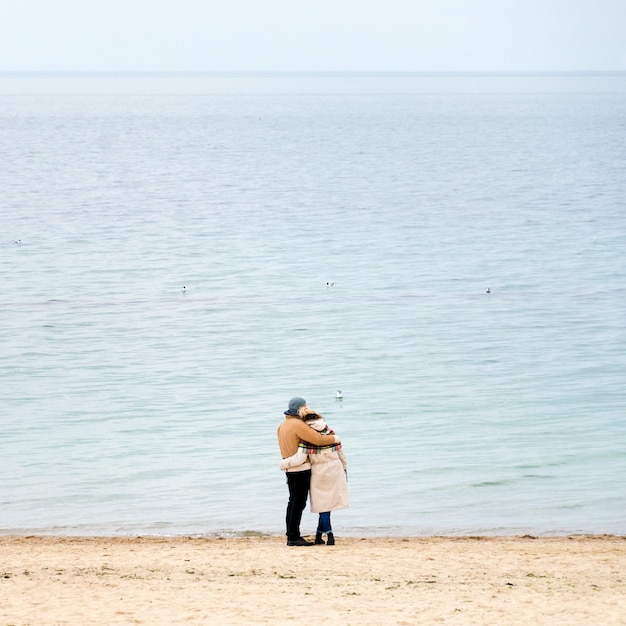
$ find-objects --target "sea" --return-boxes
[1,72,625,537]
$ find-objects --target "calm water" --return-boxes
[1,73,625,536]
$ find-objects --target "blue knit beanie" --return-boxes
[284,397,306,416]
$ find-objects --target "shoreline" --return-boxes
[1,531,623,538]
[2,535,624,625]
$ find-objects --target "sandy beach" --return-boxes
[1,535,624,625]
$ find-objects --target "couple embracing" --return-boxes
[277,396,349,546]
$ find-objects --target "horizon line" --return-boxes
[2,69,626,77]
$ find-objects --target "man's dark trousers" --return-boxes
[285,469,311,541]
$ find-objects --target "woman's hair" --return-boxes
[298,405,323,421]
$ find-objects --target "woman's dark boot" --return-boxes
[315,531,325,545]
[326,532,335,546]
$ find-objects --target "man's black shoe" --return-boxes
[287,538,314,546]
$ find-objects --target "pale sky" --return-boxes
[2,0,625,72]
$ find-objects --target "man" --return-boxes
[277,396,340,546]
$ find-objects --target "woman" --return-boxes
[280,405,349,545]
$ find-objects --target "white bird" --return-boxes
[335,389,343,399]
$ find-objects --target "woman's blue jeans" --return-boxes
[317,511,332,533]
